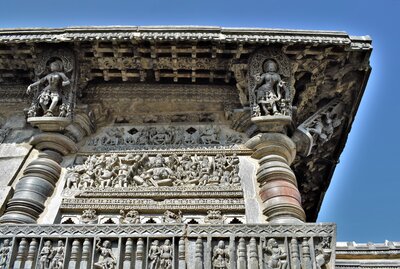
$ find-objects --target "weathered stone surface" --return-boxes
[0,143,31,186]
[0,25,376,267]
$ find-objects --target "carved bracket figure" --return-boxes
[26,48,77,131]
[247,47,294,132]
[293,100,345,156]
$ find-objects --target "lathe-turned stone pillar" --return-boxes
[245,47,306,223]
[0,132,77,223]
[246,133,306,223]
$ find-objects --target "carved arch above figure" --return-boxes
[34,48,75,77]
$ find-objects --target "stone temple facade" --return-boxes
[0,26,396,268]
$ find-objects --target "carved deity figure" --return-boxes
[94,240,117,269]
[26,60,71,117]
[212,240,230,269]
[0,239,11,269]
[251,59,289,117]
[50,240,65,269]
[159,239,173,269]
[148,240,161,269]
[120,210,140,224]
[263,238,287,269]
[39,240,53,269]
[315,237,332,269]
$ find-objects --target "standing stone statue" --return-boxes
[39,240,53,269]
[263,238,287,269]
[148,240,161,269]
[159,239,173,269]
[26,60,71,117]
[250,59,289,117]
[212,240,230,269]
[94,240,117,269]
[315,237,332,269]
[0,239,11,269]
[50,240,65,269]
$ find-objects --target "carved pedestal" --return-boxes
[246,133,306,224]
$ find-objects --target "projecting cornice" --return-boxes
[0,26,371,48]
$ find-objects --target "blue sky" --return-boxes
[1,0,399,242]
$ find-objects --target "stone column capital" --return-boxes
[245,133,296,164]
[30,133,78,156]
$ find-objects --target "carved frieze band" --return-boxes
[0,223,336,269]
[65,153,242,190]
[61,198,246,211]
[84,84,239,103]
[84,125,245,151]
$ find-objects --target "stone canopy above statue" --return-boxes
[0,26,372,222]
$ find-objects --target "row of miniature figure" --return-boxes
[86,126,243,149]
[63,209,243,225]
[65,153,241,189]
[0,236,332,269]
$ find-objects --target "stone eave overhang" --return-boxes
[0,26,373,222]
[0,26,371,49]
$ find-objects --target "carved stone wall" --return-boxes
[0,223,335,269]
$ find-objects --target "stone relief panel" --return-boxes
[83,125,245,151]
[59,152,247,226]
[38,239,65,269]
[64,153,241,190]
[0,238,11,269]
[0,223,336,269]
[94,239,118,269]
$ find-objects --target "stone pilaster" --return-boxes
[246,132,306,224]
